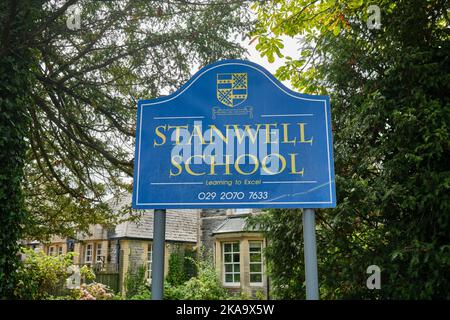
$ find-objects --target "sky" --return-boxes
[242,35,300,90]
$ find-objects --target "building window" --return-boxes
[67,239,75,252]
[234,209,251,215]
[96,243,103,263]
[58,246,63,255]
[85,244,93,263]
[223,242,240,285]
[249,241,263,285]
[147,244,153,280]
[49,246,55,256]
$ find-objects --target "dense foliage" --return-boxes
[166,246,197,286]
[13,247,115,300]
[71,283,116,300]
[124,265,148,299]
[0,0,41,298]
[165,255,230,300]
[14,247,76,299]
[0,0,251,297]
[251,0,449,299]
[127,250,228,300]
[19,0,251,241]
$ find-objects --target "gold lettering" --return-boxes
[207,155,232,175]
[261,153,286,175]
[264,123,278,143]
[154,125,167,147]
[208,125,229,144]
[168,125,188,145]
[289,153,304,175]
[234,154,259,175]
[169,155,183,176]
[233,125,246,144]
[188,124,206,145]
[185,155,205,176]
[298,123,313,145]
[281,123,296,145]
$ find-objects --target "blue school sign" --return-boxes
[132,60,336,209]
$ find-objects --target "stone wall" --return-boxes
[108,239,119,265]
[128,241,146,271]
[199,209,228,253]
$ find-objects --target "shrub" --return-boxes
[72,283,115,300]
[183,249,197,280]
[124,265,148,298]
[47,283,118,300]
[166,249,184,286]
[129,288,151,300]
[166,246,197,286]
[165,254,229,300]
[14,247,120,300]
[14,247,75,299]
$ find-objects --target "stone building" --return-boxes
[27,193,267,297]
[200,208,267,297]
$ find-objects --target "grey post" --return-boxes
[303,208,319,300]
[151,209,166,300]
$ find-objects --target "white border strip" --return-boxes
[151,182,203,185]
[153,116,204,120]
[261,114,314,117]
[135,201,333,205]
[262,181,317,184]
[136,106,144,204]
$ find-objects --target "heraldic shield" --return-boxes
[216,73,248,108]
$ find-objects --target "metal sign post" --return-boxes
[303,208,319,300]
[151,209,166,300]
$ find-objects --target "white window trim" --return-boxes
[96,243,103,263]
[49,246,55,256]
[249,241,264,286]
[147,243,153,282]
[58,246,63,255]
[85,244,93,263]
[223,242,240,287]
[234,208,252,215]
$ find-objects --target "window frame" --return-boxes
[234,208,251,215]
[222,241,241,286]
[49,246,55,256]
[146,243,153,281]
[85,244,93,263]
[249,241,264,286]
[95,243,103,263]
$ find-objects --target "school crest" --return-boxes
[216,73,248,108]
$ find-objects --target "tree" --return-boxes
[24,0,251,239]
[251,0,449,298]
[0,0,252,297]
[0,0,41,299]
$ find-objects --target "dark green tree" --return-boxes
[0,0,252,297]
[251,0,449,299]
[0,0,41,299]
[23,0,251,240]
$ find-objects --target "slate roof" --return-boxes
[106,193,199,243]
[212,217,260,235]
